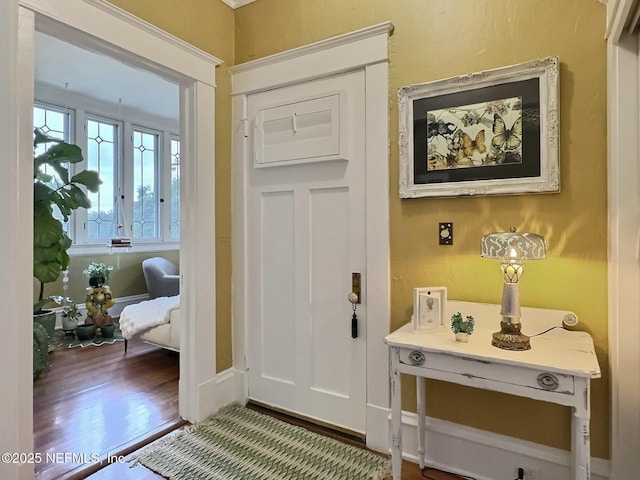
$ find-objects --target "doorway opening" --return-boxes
[19,1,221,477]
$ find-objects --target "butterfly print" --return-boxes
[456,129,486,158]
[492,113,522,151]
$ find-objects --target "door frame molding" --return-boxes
[605,1,640,478]
[7,2,221,474]
[230,22,393,450]
[18,0,222,423]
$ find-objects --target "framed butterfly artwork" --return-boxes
[398,56,560,198]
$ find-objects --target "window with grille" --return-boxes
[33,103,180,252]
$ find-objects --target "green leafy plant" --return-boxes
[52,296,82,321]
[33,129,102,311]
[82,262,113,284]
[450,312,475,335]
[33,322,49,377]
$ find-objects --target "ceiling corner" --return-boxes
[220,0,256,9]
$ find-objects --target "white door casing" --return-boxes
[9,4,220,477]
[246,71,367,433]
[231,22,392,449]
[605,1,640,478]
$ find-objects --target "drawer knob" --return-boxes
[409,351,425,366]
[537,373,559,391]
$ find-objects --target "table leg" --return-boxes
[417,376,425,469]
[390,348,402,480]
[571,381,591,480]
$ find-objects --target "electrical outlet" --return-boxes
[439,222,453,245]
[514,466,537,479]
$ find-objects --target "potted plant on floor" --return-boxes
[33,129,102,358]
[56,297,82,333]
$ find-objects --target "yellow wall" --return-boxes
[105,0,235,371]
[100,0,609,458]
[235,0,609,458]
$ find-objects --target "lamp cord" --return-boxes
[529,325,564,337]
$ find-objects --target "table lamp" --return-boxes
[480,227,546,351]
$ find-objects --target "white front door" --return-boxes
[246,70,367,434]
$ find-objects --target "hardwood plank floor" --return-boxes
[34,332,465,480]
[33,335,183,480]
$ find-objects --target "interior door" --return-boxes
[247,70,367,434]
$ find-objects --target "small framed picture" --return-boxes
[412,286,447,332]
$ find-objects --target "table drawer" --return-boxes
[399,349,574,395]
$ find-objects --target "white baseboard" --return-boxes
[216,367,246,409]
[207,372,611,480]
[382,410,611,480]
[53,293,149,329]
[366,402,391,453]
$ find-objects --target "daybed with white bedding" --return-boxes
[119,295,180,352]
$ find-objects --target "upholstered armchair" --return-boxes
[142,257,180,299]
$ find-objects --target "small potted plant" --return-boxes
[83,262,113,287]
[57,297,82,333]
[450,312,475,343]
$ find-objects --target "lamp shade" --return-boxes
[481,229,546,260]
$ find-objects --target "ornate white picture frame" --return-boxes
[412,286,447,332]
[399,56,559,198]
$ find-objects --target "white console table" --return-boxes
[384,301,601,480]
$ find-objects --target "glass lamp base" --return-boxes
[492,320,531,351]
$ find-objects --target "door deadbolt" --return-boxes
[351,273,361,304]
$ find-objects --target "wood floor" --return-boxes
[33,335,184,480]
[34,334,464,480]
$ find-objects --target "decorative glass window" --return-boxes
[86,118,118,241]
[170,137,180,239]
[33,104,73,233]
[132,128,159,239]
[33,100,179,252]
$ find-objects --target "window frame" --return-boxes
[34,94,180,255]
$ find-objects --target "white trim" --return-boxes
[219,0,255,9]
[230,22,394,95]
[178,79,218,422]
[12,4,219,476]
[0,2,34,479]
[606,25,640,480]
[21,0,221,82]
[395,410,611,480]
[231,23,392,450]
[215,368,247,409]
[605,0,640,41]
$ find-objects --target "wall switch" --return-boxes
[439,222,453,245]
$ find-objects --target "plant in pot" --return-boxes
[82,262,113,287]
[53,297,83,333]
[33,129,102,357]
[450,312,475,343]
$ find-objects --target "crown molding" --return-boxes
[220,0,256,9]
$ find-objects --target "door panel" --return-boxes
[260,190,295,385]
[247,70,366,433]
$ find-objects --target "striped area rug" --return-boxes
[132,404,390,480]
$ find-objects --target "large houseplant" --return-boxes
[33,129,101,363]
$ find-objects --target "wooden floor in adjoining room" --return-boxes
[34,334,464,480]
[33,335,184,480]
